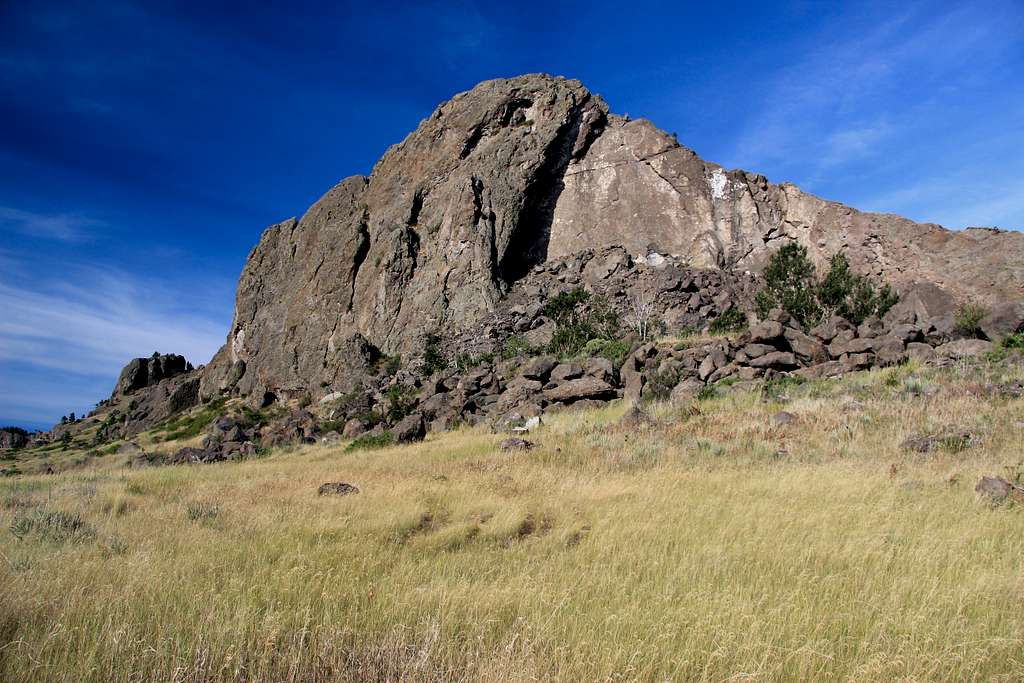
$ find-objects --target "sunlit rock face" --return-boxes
[200,73,1024,403]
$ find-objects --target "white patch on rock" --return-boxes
[708,168,728,200]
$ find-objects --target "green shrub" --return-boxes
[319,419,347,433]
[708,307,747,334]
[582,338,632,368]
[817,253,898,324]
[544,288,622,358]
[954,302,987,337]
[644,364,681,401]
[345,431,394,452]
[696,385,718,401]
[186,501,221,523]
[757,245,898,327]
[384,385,415,422]
[422,335,448,374]
[455,351,495,370]
[1001,332,1024,350]
[756,242,821,326]
[500,335,537,360]
[381,355,402,375]
[154,397,228,442]
[543,287,591,320]
[762,374,806,399]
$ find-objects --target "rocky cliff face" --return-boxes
[199,73,1024,405]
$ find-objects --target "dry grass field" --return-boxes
[2,358,1024,681]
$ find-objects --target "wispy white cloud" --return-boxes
[0,244,232,427]
[0,266,227,380]
[0,206,104,242]
[725,1,1023,177]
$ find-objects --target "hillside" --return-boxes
[3,355,1024,680]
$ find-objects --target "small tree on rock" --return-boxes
[756,242,820,327]
[756,243,899,328]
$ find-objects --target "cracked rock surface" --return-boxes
[176,73,1024,409]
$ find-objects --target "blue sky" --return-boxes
[2,0,1022,430]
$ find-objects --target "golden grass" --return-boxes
[2,361,1024,681]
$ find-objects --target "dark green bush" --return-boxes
[384,385,415,422]
[756,242,820,326]
[582,338,631,368]
[761,374,806,399]
[708,307,747,334]
[345,431,394,452]
[955,302,987,337]
[817,253,898,324]
[757,244,898,327]
[1001,332,1024,349]
[544,288,622,358]
[422,335,448,374]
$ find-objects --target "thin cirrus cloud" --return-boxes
[0,205,102,242]
[723,0,1024,232]
[0,259,229,426]
[0,267,227,378]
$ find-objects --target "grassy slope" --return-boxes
[2,360,1024,681]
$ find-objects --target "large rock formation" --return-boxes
[198,74,1023,406]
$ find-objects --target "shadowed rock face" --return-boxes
[201,73,1024,403]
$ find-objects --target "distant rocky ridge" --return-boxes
[35,73,1024,453]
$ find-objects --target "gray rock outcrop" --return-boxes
[199,74,1024,409]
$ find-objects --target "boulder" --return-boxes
[784,328,827,363]
[809,316,853,342]
[771,411,798,427]
[698,346,726,381]
[749,321,784,344]
[550,363,584,382]
[544,377,617,403]
[318,482,360,496]
[887,323,923,344]
[829,336,874,357]
[842,352,875,370]
[393,413,426,443]
[883,283,958,327]
[670,378,704,404]
[906,342,937,362]
[342,418,369,438]
[583,356,617,384]
[975,476,1024,504]
[793,360,846,379]
[524,319,557,349]
[979,302,1024,341]
[872,336,907,367]
[748,351,797,369]
[856,316,885,339]
[936,339,994,358]
[114,353,192,396]
[619,405,656,429]
[520,355,559,382]
[169,446,219,465]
